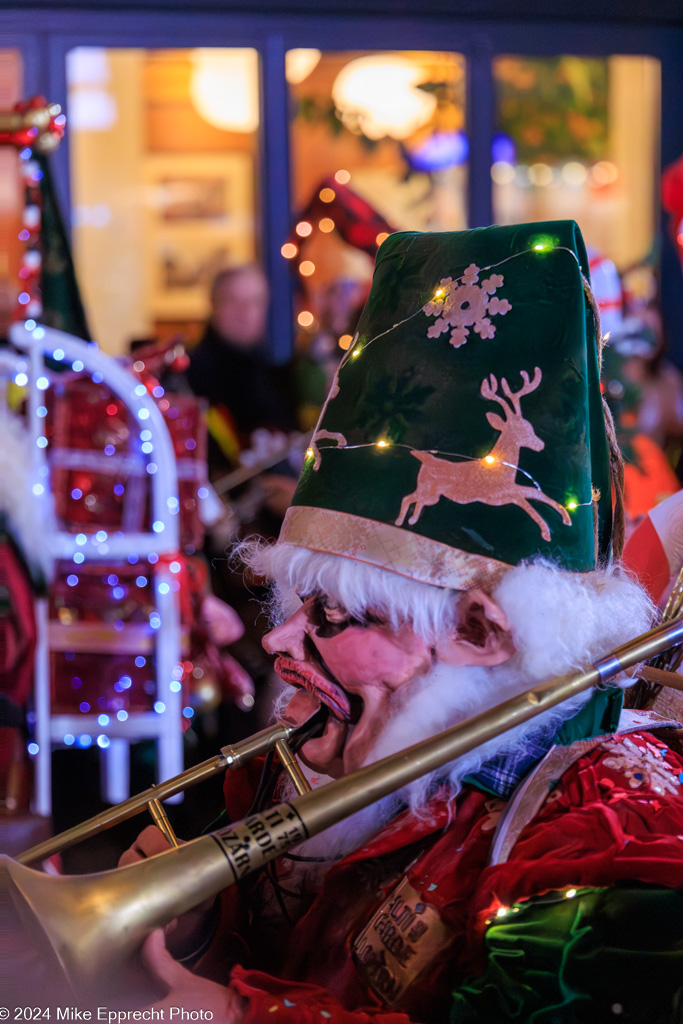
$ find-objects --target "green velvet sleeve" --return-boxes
[450,885,683,1024]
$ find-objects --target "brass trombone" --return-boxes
[16,707,328,866]
[4,614,683,1004]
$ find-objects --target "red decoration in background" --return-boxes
[44,343,254,718]
[662,153,683,266]
[50,559,168,716]
[1,544,39,816]
[1,542,37,710]
[48,347,206,551]
[622,514,671,604]
[43,344,206,718]
[662,154,683,227]
[286,174,396,264]
[0,96,65,152]
[51,650,158,716]
[51,561,155,627]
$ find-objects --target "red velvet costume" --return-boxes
[202,714,683,1023]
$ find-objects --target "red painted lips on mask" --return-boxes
[275,655,352,721]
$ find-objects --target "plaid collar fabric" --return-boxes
[465,731,554,799]
[467,688,628,798]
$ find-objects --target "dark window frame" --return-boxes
[7,9,683,362]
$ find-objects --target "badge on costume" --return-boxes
[352,877,453,1006]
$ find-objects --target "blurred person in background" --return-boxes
[591,250,681,535]
[186,264,302,721]
[187,264,299,519]
[619,263,683,473]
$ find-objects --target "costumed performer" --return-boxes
[125,222,683,1023]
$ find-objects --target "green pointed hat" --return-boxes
[280,221,614,590]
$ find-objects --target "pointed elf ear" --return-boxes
[435,588,516,667]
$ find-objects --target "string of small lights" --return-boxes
[303,242,592,517]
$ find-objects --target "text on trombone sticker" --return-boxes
[213,804,308,881]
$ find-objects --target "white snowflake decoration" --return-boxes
[422,263,512,348]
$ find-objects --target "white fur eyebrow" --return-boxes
[237,539,461,642]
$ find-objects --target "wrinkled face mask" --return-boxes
[263,595,434,776]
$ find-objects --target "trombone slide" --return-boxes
[17,718,308,865]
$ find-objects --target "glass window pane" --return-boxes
[289,50,467,232]
[67,47,260,353]
[287,49,467,372]
[492,55,660,269]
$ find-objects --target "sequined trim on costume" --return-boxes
[488,709,682,866]
[602,734,681,796]
[279,505,510,591]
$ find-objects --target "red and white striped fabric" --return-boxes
[622,488,683,602]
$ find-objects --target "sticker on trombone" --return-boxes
[213,804,308,881]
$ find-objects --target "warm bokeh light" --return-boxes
[298,311,315,327]
[528,162,554,187]
[338,334,353,349]
[299,261,316,276]
[319,217,335,233]
[281,242,298,259]
[591,160,619,185]
[491,161,515,185]
[189,49,259,133]
[332,55,437,141]
[319,188,336,203]
[334,169,351,184]
[296,221,313,237]
[561,161,588,186]
[285,49,321,85]
[375,232,389,246]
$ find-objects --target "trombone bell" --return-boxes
[3,835,231,1002]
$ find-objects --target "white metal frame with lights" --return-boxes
[8,319,184,815]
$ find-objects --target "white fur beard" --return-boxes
[245,546,655,862]
[282,657,585,864]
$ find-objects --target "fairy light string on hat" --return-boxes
[303,437,594,515]
[338,242,585,368]
[304,242,599,520]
